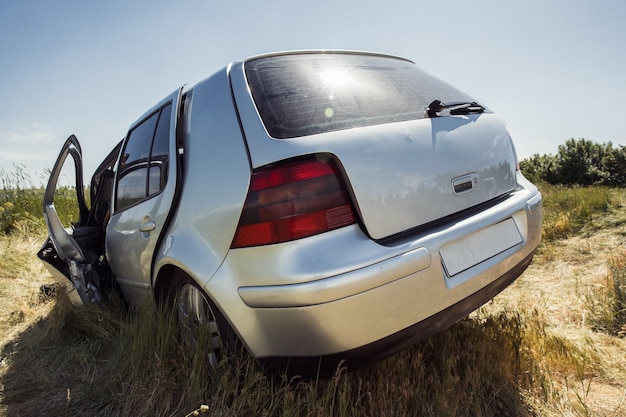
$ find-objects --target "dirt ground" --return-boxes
[487,226,626,415]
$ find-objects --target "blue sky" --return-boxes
[1,0,624,185]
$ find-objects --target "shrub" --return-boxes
[520,138,626,187]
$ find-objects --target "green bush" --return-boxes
[520,138,626,187]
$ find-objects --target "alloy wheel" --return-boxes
[175,283,222,367]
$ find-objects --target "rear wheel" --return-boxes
[163,271,244,369]
[174,281,223,367]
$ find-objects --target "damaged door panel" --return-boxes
[38,135,115,305]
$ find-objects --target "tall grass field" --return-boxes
[1,169,626,416]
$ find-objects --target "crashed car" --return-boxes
[39,50,542,372]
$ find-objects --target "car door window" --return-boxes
[148,104,171,195]
[116,103,172,211]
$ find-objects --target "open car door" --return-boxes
[38,135,118,305]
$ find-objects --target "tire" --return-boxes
[169,273,239,368]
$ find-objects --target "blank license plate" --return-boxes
[440,218,522,277]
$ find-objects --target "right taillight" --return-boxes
[231,157,356,248]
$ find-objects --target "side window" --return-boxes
[148,104,171,195]
[117,167,149,209]
[116,103,172,211]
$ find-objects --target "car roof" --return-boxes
[238,49,415,65]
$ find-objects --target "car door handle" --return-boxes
[139,220,156,233]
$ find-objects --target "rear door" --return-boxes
[106,88,182,305]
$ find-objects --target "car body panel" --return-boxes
[151,68,252,296]
[237,246,432,308]
[42,136,89,265]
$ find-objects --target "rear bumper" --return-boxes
[238,246,432,308]
[206,180,542,363]
[261,249,536,375]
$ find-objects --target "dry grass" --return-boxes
[0,231,54,348]
[2,184,626,416]
[486,188,626,416]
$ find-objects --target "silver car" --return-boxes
[39,50,542,373]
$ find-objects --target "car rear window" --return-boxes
[244,53,477,139]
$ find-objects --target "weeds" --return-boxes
[0,293,599,416]
[0,164,35,191]
[2,172,626,415]
[539,183,617,241]
[584,251,626,336]
[0,167,83,235]
[610,254,626,335]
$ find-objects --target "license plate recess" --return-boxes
[440,218,522,277]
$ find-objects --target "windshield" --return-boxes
[244,53,478,139]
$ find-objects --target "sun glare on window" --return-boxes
[319,68,354,91]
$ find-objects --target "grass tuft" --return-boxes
[0,166,82,235]
[584,251,626,337]
[539,184,616,242]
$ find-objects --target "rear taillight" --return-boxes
[231,158,356,248]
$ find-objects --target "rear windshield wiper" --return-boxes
[427,100,485,118]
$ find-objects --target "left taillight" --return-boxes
[231,157,356,248]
